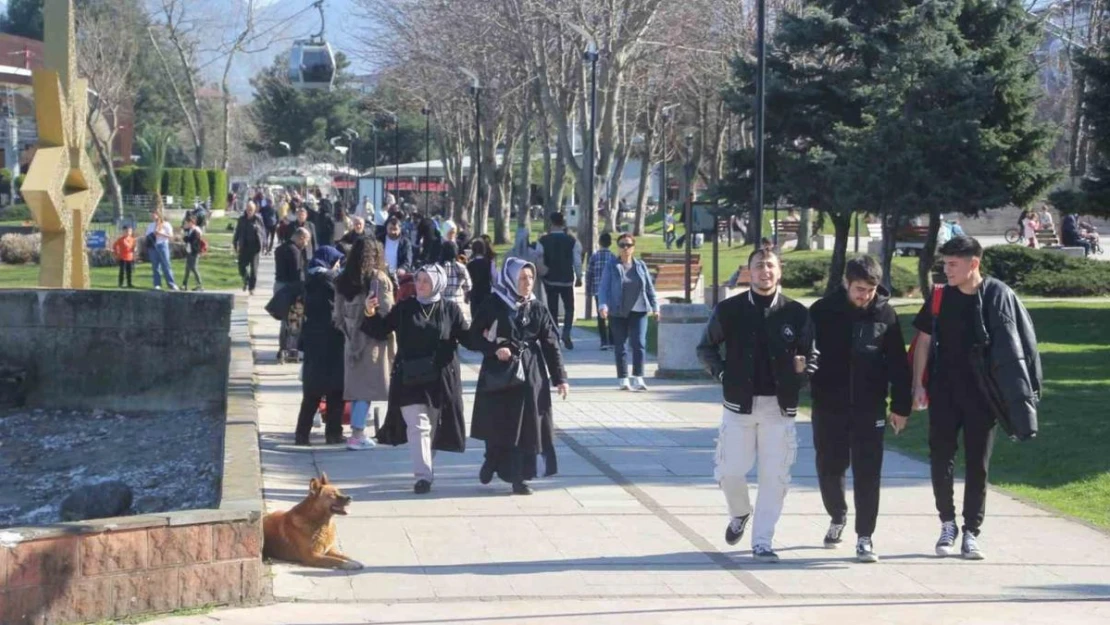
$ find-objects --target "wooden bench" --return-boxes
[641,252,702,294]
[1036,225,1058,245]
[771,220,801,240]
[866,222,883,239]
[895,225,931,256]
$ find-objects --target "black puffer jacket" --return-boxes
[809,286,912,417]
[933,277,1042,441]
[696,290,818,416]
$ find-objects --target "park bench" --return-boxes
[641,252,702,294]
[1036,225,1059,246]
[771,220,801,240]
[895,225,932,256]
[866,222,883,239]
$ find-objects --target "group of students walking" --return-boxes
[698,236,1041,564]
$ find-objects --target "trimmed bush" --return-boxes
[0,204,32,222]
[195,169,210,204]
[779,255,918,296]
[1022,268,1110,296]
[982,245,1110,296]
[211,169,229,210]
[116,166,140,195]
[164,168,185,199]
[14,174,25,191]
[0,233,41,264]
[181,169,197,206]
[0,168,12,189]
[981,245,1071,289]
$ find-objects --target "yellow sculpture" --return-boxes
[21,0,104,288]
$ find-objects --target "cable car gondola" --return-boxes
[288,0,336,91]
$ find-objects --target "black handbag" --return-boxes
[401,354,438,386]
[483,353,526,392]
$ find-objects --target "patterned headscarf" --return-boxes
[415,264,447,305]
[492,256,536,311]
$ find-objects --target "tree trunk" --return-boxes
[918,209,942,296]
[633,131,654,237]
[797,208,813,251]
[91,129,124,223]
[879,208,901,294]
[825,212,852,296]
[518,106,532,229]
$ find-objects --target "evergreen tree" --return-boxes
[2,0,44,40]
[1051,35,1110,219]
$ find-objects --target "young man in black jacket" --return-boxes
[539,212,584,349]
[696,248,818,563]
[809,255,911,563]
[911,236,1042,561]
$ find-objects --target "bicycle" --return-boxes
[1004,227,1022,244]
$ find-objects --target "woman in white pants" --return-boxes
[361,265,474,494]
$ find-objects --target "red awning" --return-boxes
[385,180,448,192]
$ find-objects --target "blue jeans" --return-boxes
[610,312,648,378]
[351,401,371,430]
[152,242,177,288]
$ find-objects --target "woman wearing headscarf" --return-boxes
[361,264,474,494]
[470,258,569,495]
[508,226,547,307]
[415,217,444,267]
[294,246,347,446]
[333,237,395,451]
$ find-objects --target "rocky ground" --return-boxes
[0,408,222,528]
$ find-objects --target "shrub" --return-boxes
[0,168,11,188]
[116,166,139,195]
[195,169,210,204]
[181,168,197,206]
[210,169,229,210]
[87,249,117,268]
[139,166,162,195]
[0,233,41,264]
[14,174,25,191]
[0,204,32,222]
[1022,267,1110,297]
[780,259,828,289]
[163,168,184,199]
[982,245,1071,289]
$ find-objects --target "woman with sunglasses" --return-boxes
[597,233,660,391]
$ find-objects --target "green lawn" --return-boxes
[0,217,244,291]
[577,297,1110,529]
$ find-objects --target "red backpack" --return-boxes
[907,285,945,395]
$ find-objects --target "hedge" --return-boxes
[982,245,1110,296]
[181,168,197,206]
[779,255,919,296]
[0,168,12,188]
[195,169,210,203]
[210,169,228,210]
[115,166,140,195]
[163,168,184,199]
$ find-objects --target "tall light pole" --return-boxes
[684,132,694,303]
[422,105,431,216]
[754,0,767,246]
[584,42,599,244]
[659,104,679,232]
[460,67,481,224]
[344,128,359,209]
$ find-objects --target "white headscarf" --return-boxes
[493,257,536,311]
[415,264,447,305]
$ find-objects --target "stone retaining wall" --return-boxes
[0,295,264,625]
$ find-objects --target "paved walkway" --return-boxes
[152,254,1110,624]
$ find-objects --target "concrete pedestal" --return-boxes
[655,303,712,379]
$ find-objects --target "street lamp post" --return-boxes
[422,106,431,216]
[345,128,359,208]
[393,114,400,206]
[584,43,599,245]
[754,0,767,246]
[459,67,482,226]
[684,132,694,303]
[659,104,678,240]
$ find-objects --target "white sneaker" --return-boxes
[312,412,323,429]
[618,378,631,391]
[935,521,959,557]
[346,436,376,451]
[632,376,648,391]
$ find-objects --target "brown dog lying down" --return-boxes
[262,473,364,570]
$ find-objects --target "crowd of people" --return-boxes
[251,185,1041,565]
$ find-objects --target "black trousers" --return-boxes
[238,252,260,291]
[812,406,885,537]
[594,296,612,346]
[544,284,575,337]
[295,386,344,441]
[118,260,133,287]
[928,381,996,535]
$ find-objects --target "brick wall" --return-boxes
[0,520,263,625]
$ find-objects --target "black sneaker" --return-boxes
[961,530,985,560]
[856,536,879,563]
[935,521,959,556]
[414,479,432,495]
[725,514,750,546]
[479,461,494,485]
[824,521,846,549]
[752,545,780,563]
[512,482,533,495]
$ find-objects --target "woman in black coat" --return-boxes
[294,246,347,446]
[361,264,474,495]
[470,257,569,495]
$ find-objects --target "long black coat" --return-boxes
[469,297,567,457]
[299,268,345,393]
[361,298,473,453]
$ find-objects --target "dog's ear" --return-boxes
[309,478,321,495]
[319,472,330,485]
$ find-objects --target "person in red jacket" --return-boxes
[112,226,136,288]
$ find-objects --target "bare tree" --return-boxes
[77,0,140,222]
[149,0,208,168]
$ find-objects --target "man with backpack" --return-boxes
[910,236,1042,560]
[808,255,911,563]
[181,215,207,292]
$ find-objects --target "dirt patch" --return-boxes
[0,408,222,528]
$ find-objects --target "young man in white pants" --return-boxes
[697,248,818,562]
